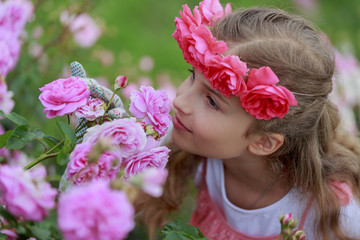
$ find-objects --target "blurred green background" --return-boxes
[4,0,360,238]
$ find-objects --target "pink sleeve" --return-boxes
[329,180,353,206]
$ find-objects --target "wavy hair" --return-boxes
[135,8,360,240]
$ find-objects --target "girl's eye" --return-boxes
[207,96,219,110]
[188,68,195,81]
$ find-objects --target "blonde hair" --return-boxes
[135,7,360,240]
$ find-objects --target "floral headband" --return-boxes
[172,0,297,120]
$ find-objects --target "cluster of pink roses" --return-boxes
[0,0,33,77]
[36,70,171,239]
[172,0,297,120]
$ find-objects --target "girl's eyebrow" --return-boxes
[202,81,230,106]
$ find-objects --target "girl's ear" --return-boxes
[248,133,284,156]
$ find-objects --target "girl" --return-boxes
[135,1,360,239]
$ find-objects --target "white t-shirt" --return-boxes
[195,158,360,239]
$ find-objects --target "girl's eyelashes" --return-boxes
[207,96,220,110]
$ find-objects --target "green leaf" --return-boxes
[0,130,13,148]
[160,221,207,240]
[56,120,76,143]
[28,222,51,240]
[6,125,37,149]
[56,137,72,166]
[162,232,189,240]
[32,128,45,139]
[0,110,29,126]
[0,232,7,239]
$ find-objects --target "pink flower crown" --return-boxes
[172,0,297,120]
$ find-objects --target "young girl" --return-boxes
[135,1,360,239]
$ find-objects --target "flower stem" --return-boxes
[24,152,59,170]
[24,139,64,170]
[100,89,118,124]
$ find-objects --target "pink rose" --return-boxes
[39,76,90,118]
[129,86,171,137]
[131,167,168,198]
[114,75,128,90]
[0,0,34,36]
[280,213,293,225]
[58,180,135,240]
[74,97,106,121]
[0,227,17,240]
[83,118,147,158]
[0,29,21,76]
[246,66,279,88]
[172,4,228,72]
[67,141,122,185]
[199,0,232,26]
[0,165,57,221]
[240,67,297,120]
[122,146,170,178]
[205,54,248,97]
[69,13,101,48]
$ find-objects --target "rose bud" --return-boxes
[114,75,128,90]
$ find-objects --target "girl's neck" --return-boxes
[221,155,291,210]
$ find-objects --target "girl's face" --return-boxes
[171,68,255,160]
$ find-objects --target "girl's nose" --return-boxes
[173,86,192,115]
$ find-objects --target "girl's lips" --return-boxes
[172,115,191,132]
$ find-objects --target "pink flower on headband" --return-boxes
[240,67,298,120]
[205,54,248,97]
[173,5,228,72]
[199,0,232,26]
[173,0,297,120]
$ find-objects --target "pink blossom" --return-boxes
[280,213,293,225]
[139,56,154,72]
[58,180,135,240]
[240,67,297,120]
[122,146,169,178]
[69,13,101,48]
[0,165,57,221]
[75,97,106,121]
[247,66,280,88]
[83,118,147,158]
[199,0,232,26]
[0,79,14,115]
[67,141,122,185]
[205,54,248,97]
[131,167,168,197]
[293,0,318,11]
[334,50,358,74]
[32,25,43,39]
[39,76,90,118]
[0,0,34,36]
[241,85,297,120]
[129,86,171,137]
[0,29,21,76]
[114,75,127,90]
[0,228,17,240]
[172,5,228,72]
